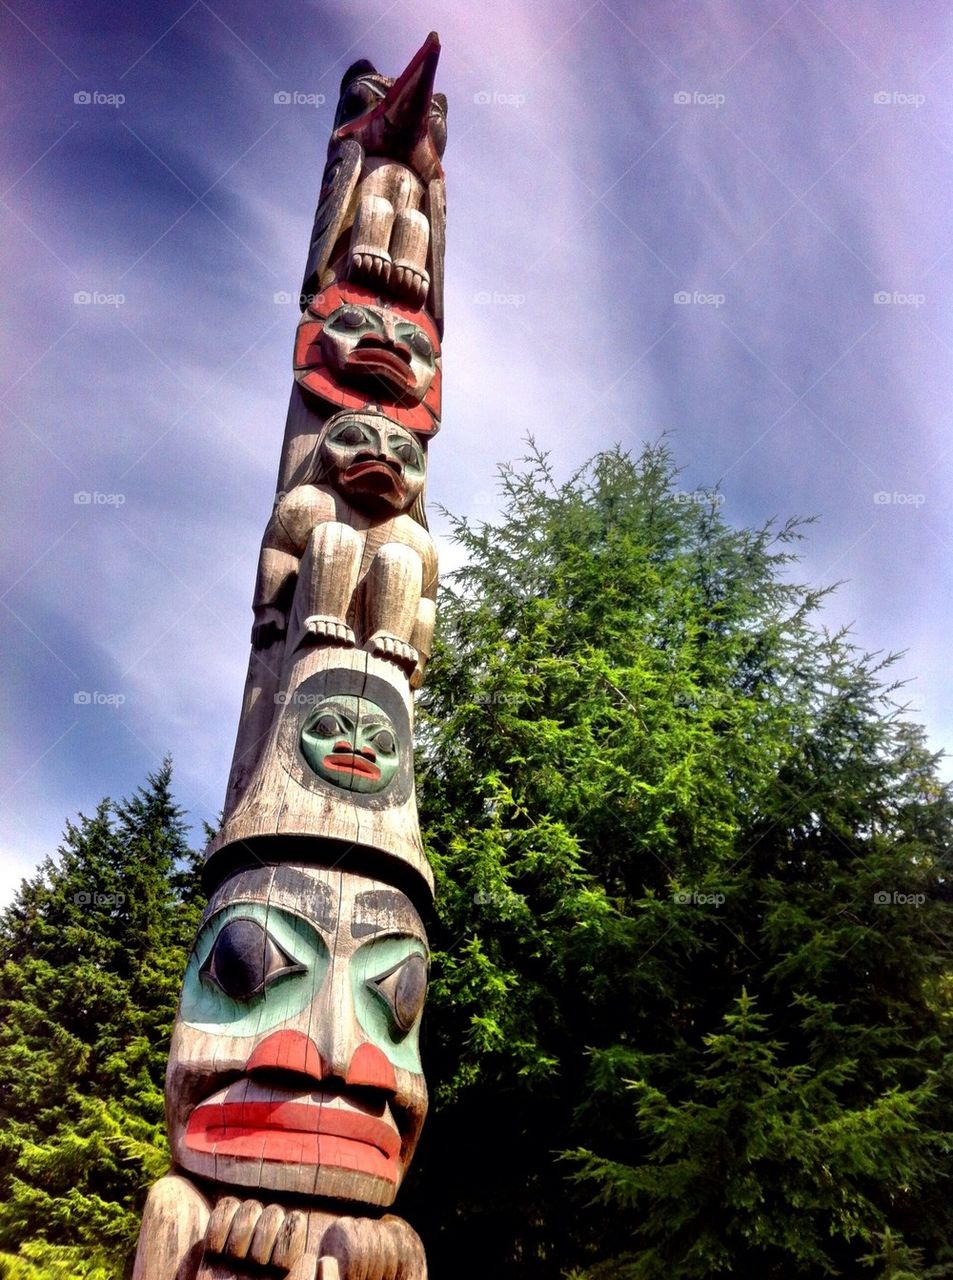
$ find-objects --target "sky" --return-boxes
[2,0,952,903]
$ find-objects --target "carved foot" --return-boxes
[391,264,429,307]
[367,631,418,675]
[350,250,392,283]
[302,615,356,648]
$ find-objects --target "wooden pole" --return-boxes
[134,33,447,1280]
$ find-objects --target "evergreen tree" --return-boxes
[405,443,953,1279]
[0,761,203,1280]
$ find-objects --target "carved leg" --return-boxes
[390,209,430,306]
[360,543,422,675]
[132,1173,210,1280]
[349,194,395,283]
[290,522,362,652]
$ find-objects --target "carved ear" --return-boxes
[340,59,378,94]
[432,92,447,116]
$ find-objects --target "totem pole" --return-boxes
[133,33,446,1280]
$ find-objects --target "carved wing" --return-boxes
[300,138,363,306]
[425,176,446,336]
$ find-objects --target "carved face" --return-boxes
[320,302,437,403]
[166,866,429,1206]
[295,282,441,435]
[300,695,400,794]
[319,412,425,515]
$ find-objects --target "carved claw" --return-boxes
[391,264,429,306]
[204,1196,310,1272]
[367,631,418,675]
[302,615,357,648]
[319,1216,427,1280]
[351,250,392,284]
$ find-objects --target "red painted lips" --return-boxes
[346,347,416,395]
[323,753,382,780]
[185,1092,400,1182]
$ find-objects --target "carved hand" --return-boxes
[200,1199,426,1280]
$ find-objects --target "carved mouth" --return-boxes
[323,753,381,780]
[345,347,417,395]
[185,1081,400,1181]
[343,460,405,494]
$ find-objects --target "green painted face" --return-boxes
[300,695,400,794]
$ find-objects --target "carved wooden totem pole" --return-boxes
[134,33,446,1280]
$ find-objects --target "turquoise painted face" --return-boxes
[166,866,429,1206]
[299,695,400,794]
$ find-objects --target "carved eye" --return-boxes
[338,306,366,330]
[370,727,396,755]
[200,917,304,1001]
[410,331,433,360]
[390,438,420,467]
[367,953,428,1034]
[313,712,344,737]
[334,422,369,445]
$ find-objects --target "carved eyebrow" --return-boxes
[352,889,421,939]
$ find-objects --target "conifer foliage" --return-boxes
[407,443,953,1279]
[0,761,202,1280]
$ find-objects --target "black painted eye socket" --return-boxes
[337,306,367,330]
[313,713,344,737]
[370,728,396,755]
[409,331,433,360]
[390,438,421,467]
[367,953,428,1034]
[333,422,370,446]
[200,917,305,1001]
